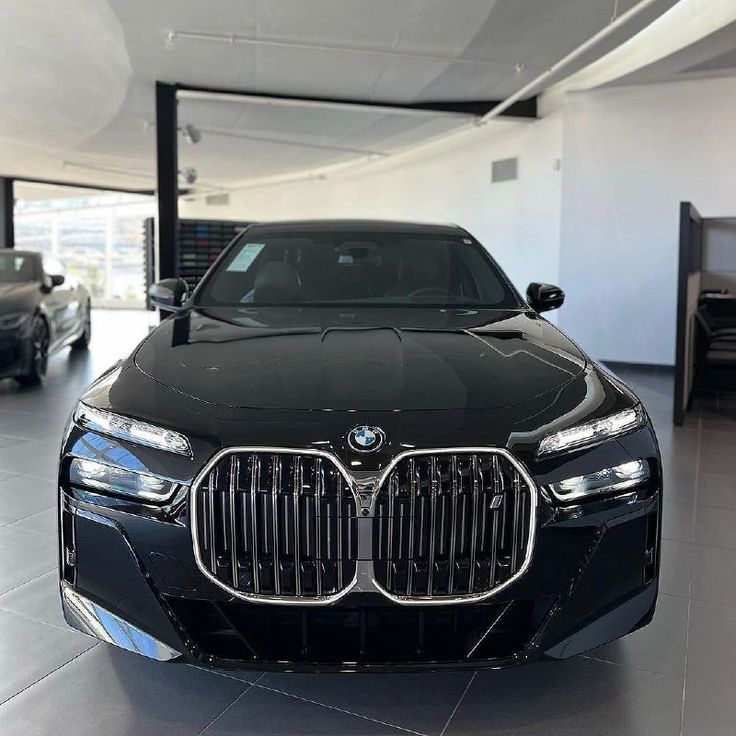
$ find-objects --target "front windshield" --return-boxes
[0,253,38,283]
[195,229,521,308]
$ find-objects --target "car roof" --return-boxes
[243,219,467,237]
[2,250,42,259]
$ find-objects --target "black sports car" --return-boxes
[58,221,661,672]
[0,250,91,385]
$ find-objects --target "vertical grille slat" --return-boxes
[468,455,480,594]
[250,454,261,594]
[448,456,459,595]
[271,455,281,595]
[207,470,217,574]
[315,458,323,596]
[229,455,239,589]
[196,450,357,599]
[427,456,439,596]
[406,459,417,596]
[293,457,303,596]
[510,471,521,572]
[336,473,344,590]
[373,451,534,600]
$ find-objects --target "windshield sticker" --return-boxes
[227,243,265,272]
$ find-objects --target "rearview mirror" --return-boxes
[527,282,564,313]
[148,278,189,312]
[50,274,65,288]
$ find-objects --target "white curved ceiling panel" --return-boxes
[0,0,130,170]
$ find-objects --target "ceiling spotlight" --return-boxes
[179,167,198,184]
[181,124,202,145]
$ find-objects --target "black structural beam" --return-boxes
[156,81,179,281]
[177,83,538,119]
[0,177,14,249]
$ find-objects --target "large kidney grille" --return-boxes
[192,449,534,602]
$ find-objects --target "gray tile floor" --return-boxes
[0,311,735,735]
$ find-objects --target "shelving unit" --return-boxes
[177,219,250,294]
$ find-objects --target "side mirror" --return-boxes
[50,274,65,288]
[148,278,188,312]
[527,282,565,313]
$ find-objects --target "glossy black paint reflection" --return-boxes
[134,307,586,411]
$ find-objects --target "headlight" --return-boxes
[0,311,30,330]
[537,406,644,456]
[69,458,177,501]
[73,402,192,457]
[547,460,649,502]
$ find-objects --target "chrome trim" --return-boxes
[189,445,538,607]
[370,447,538,606]
[61,583,181,661]
[190,446,360,606]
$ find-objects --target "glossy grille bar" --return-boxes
[373,452,534,599]
[193,451,358,600]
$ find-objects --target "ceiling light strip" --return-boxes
[166,30,518,69]
[62,160,154,181]
[199,127,389,157]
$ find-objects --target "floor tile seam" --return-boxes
[0,505,56,532]
[580,654,684,681]
[0,641,99,709]
[194,676,261,736]
[679,414,701,735]
[439,670,476,736]
[0,568,56,598]
[0,602,74,634]
[252,681,429,736]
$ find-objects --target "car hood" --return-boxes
[0,282,39,311]
[134,306,587,411]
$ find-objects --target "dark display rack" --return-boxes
[177,219,250,294]
[143,217,156,310]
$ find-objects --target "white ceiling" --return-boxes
[1,0,680,196]
[608,17,736,86]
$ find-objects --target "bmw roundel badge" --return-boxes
[347,425,385,454]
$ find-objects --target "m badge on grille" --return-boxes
[347,425,385,454]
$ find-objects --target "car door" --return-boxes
[41,256,79,347]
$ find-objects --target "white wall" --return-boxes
[558,76,736,365]
[180,112,564,296]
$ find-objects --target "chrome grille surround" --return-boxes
[191,448,359,606]
[373,450,536,604]
[190,446,537,606]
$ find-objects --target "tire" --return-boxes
[16,316,49,386]
[71,303,91,350]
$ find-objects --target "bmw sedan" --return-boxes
[1,250,91,385]
[58,221,661,671]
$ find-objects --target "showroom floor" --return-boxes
[0,311,734,736]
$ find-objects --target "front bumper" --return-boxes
[58,466,661,672]
[0,328,30,378]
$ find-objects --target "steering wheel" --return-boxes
[407,287,448,300]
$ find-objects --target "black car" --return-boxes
[0,250,91,385]
[58,221,661,672]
